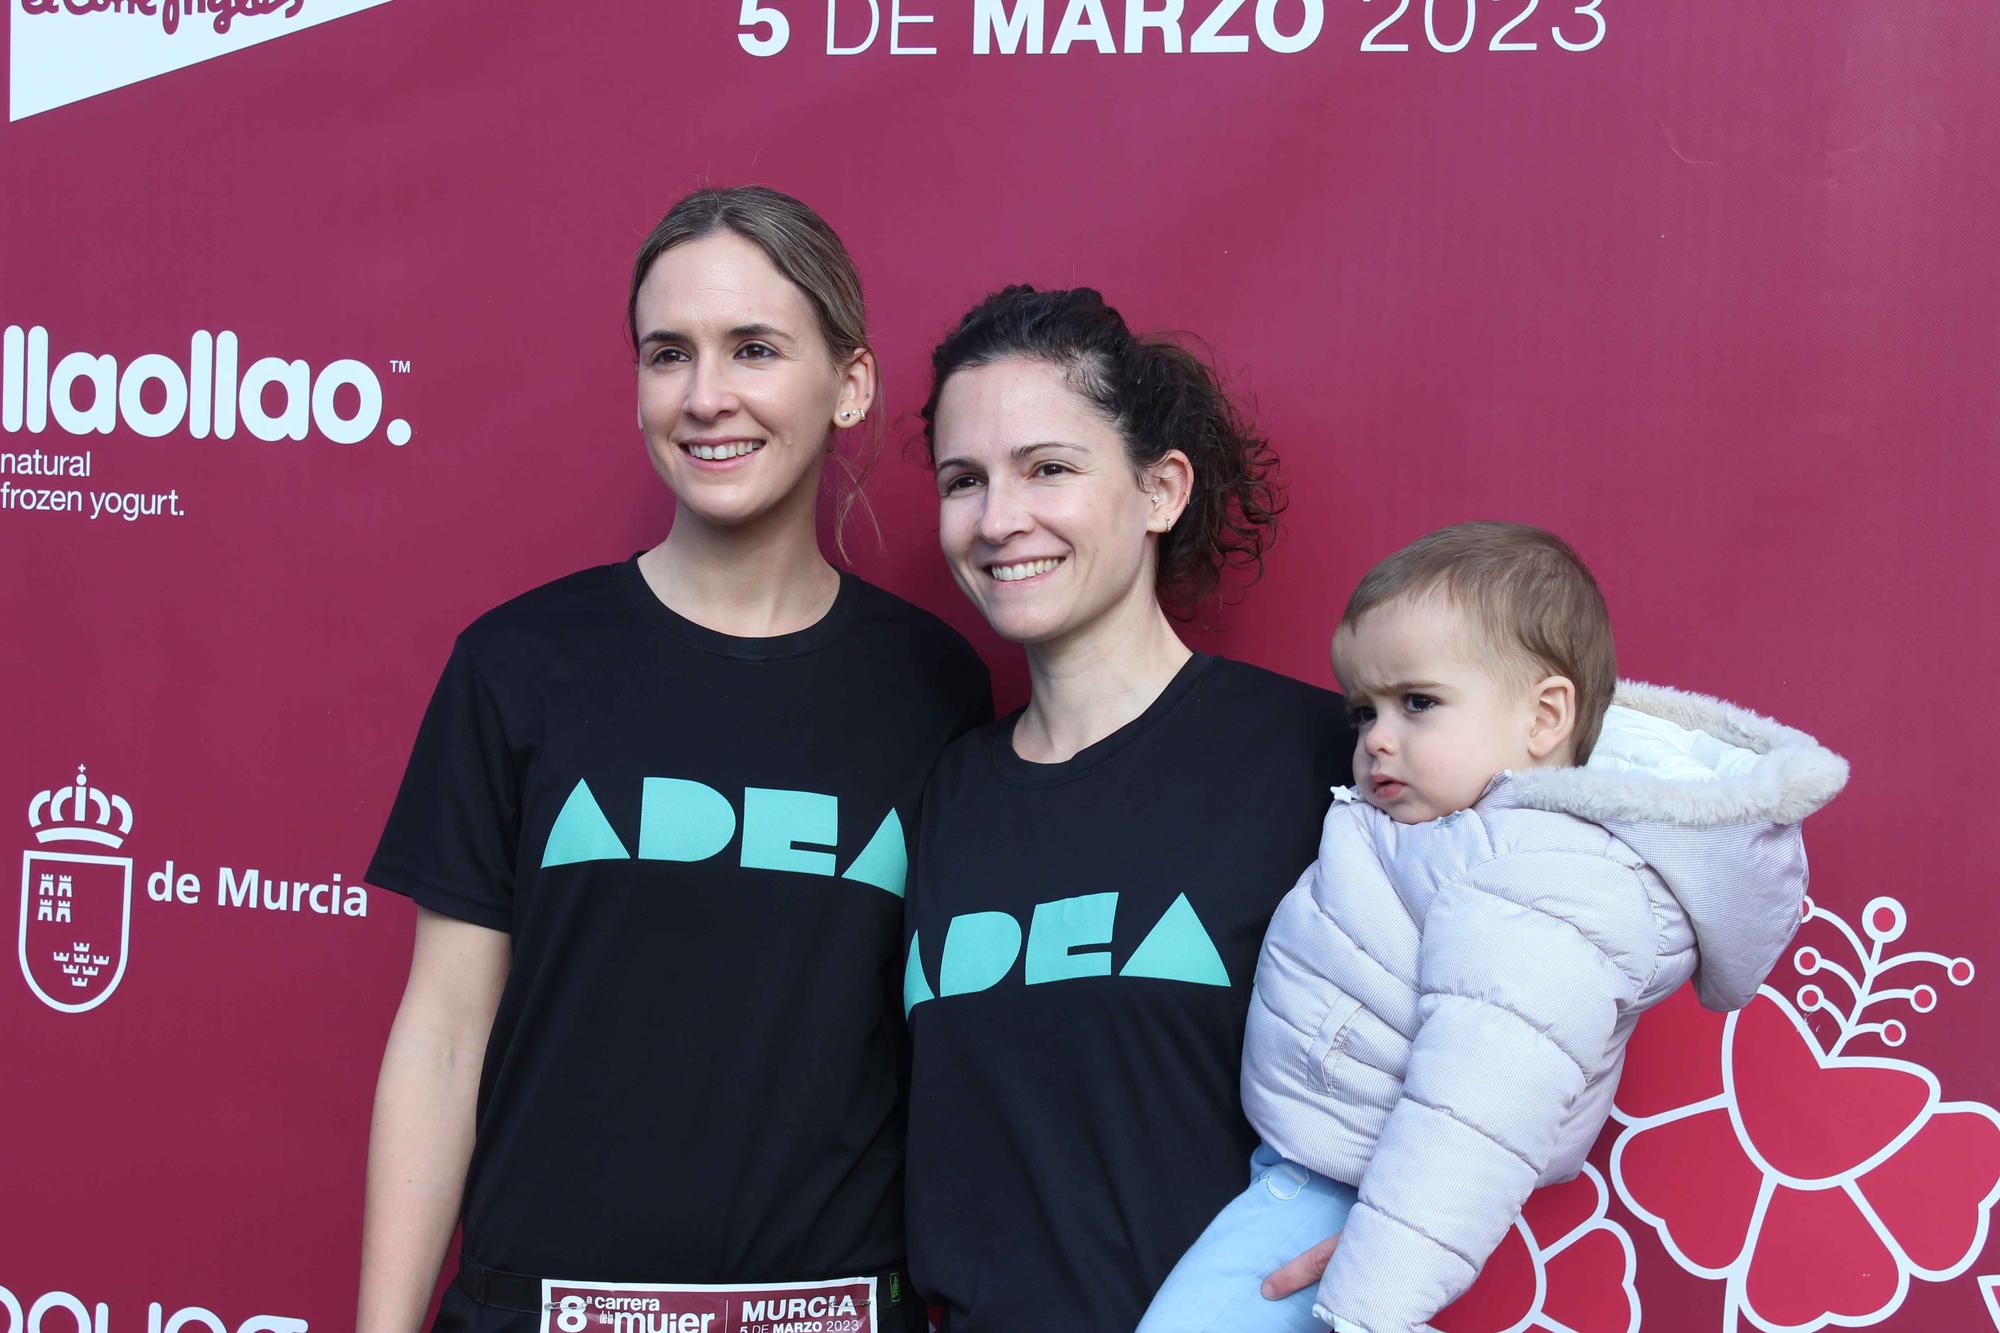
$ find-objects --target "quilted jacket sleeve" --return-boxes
[1313,848,1655,1333]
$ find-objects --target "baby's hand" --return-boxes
[1260,1231,1341,1300]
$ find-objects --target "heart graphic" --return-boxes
[1541,1227,1636,1333]
[1729,994,1931,1182]
[1745,1184,1902,1326]
[1857,1104,2000,1273]
[1611,895,1998,1333]
[1520,1168,1601,1246]
[1615,1104,1764,1271]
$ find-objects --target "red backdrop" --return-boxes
[4,2,1996,1329]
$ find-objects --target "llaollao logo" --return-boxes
[11,0,398,122]
[18,765,133,1013]
[2,324,412,447]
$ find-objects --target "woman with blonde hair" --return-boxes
[357,186,989,1333]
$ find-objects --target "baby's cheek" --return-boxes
[1431,759,1489,813]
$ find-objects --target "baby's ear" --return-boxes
[1527,675,1578,763]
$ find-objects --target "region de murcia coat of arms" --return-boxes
[19,766,132,1013]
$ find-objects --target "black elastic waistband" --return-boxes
[453,1256,916,1322]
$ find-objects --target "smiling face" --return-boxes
[932,356,1184,648]
[1333,594,1555,824]
[633,231,871,533]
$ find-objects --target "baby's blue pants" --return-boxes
[1136,1141,1359,1333]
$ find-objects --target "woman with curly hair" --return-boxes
[900,285,1353,1331]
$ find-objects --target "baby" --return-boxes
[1138,521,1847,1333]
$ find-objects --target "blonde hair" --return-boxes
[627,185,879,559]
[1341,522,1617,760]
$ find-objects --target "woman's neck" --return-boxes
[1014,585,1193,764]
[637,505,839,638]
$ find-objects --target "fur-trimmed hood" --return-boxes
[1495,681,1849,1010]
[1240,682,1847,1332]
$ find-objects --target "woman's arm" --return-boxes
[356,906,511,1333]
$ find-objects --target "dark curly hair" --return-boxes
[920,285,1284,612]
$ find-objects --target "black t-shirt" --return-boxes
[367,558,991,1284]
[902,654,1352,1333]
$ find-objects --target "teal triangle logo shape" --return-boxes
[541,779,631,867]
[903,931,935,1016]
[1120,893,1230,987]
[841,808,908,898]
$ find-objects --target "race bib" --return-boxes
[539,1275,879,1333]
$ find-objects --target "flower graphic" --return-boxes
[1608,895,1999,1331]
[1433,1163,1640,1333]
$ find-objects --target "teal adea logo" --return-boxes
[904,891,1232,1013]
[540,776,910,897]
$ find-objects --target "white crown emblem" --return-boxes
[27,767,133,849]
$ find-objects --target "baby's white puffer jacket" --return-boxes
[1238,682,1848,1333]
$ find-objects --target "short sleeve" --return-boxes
[365,639,520,932]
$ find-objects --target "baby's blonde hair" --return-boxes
[1341,522,1617,761]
